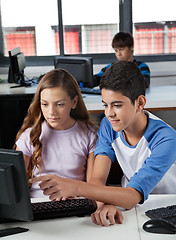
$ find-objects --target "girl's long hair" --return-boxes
[14,68,98,181]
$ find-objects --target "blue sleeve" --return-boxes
[94,117,116,162]
[95,63,113,77]
[134,59,150,88]
[127,127,176,203]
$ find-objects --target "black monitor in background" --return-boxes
[0,148,33,223]
[54,56,94,88]
[8,47,31,88]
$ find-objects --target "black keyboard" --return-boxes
[145,204,176,223]
[32,198,97,220]
[80,87,101,95]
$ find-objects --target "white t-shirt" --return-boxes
[16,121,97,197]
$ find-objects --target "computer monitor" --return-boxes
[54,56,94,88]
[0,148,33,222]
[8,47,31,88]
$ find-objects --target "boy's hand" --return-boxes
[30,175,77,201]
[91,204,123,227]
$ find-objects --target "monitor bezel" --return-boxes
[7,47,31,87]
[0,148,33,222]
[54,56,94,88]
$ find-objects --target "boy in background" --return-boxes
[93,31,150,88]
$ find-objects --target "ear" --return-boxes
[135,95,146,112]
[130,46,134,53]
[71,95,78,109]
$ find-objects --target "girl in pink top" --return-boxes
[14,68,97,197]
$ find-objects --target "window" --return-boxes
[3,27,36,56]
[1,0,58,56]
[0,0,176,65]
[133,0,176,55]
[0,0,119,57]
[61,0,119,55]
[53,26,81,54]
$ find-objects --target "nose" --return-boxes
[116,50,121,56]
[49,105,57,115]
[105,106,115,118]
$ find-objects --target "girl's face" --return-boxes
[40,87,78,130]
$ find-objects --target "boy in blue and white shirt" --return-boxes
[31,61,176,227]
[95,111,176,198]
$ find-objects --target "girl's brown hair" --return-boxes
[14,68,97,181]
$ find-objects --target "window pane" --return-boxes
[133,0,176,55]
[61,0,119,54]
[1,0,58,56]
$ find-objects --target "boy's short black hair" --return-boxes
[99,61,146,104]
[112,32,134,49]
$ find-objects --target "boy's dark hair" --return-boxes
[100,61,146,104]
[112,32,134,49]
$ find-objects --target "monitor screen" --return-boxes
[0,148,33,222]
[54,56,94,88]
[8,47,31,87]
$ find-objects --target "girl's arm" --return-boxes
[86,152,95,182]
[16,147,30,171]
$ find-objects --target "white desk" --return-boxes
[1,195,176,240]
[0,208,138,240]
[83,85,176,113]
[0,82,176,113]
[136,194,176,240]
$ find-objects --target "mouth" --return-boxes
[48,117,59,122]
[109,119,120,125]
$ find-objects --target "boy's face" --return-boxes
[114,46,133,62]
[101,88,138,132]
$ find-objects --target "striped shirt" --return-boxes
[94,59,150,88]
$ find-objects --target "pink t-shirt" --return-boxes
[16,121,96,197]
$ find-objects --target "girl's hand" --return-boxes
[30,175,78,201]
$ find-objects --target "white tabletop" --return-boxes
[1,195,176,240]
[136,194,176,240]
[83,85,176,112]
[0,208,138,240]
[0,82,176,112]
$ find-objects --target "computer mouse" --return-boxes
[143,218,176,234]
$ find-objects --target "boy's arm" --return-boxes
[89,154,112,186]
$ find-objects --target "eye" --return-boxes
[114,104,122,108]
[102,103,108,107]
[57,103,64,106]
[41,102,47,106]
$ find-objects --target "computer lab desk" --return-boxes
[0,82,176,112]
[83,85,176,113]
[0,194,176,240]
